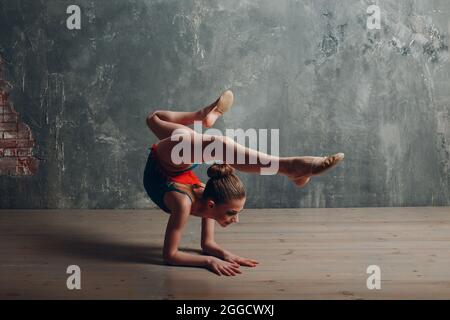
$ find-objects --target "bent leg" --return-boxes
[146,94,224,140]
[146,110,199,140]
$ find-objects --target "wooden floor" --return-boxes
[0,207,449,300]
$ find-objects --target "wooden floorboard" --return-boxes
[0,207,449,299]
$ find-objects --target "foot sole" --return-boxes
[215,90,234,114]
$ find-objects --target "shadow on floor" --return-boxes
[19,221,202,266]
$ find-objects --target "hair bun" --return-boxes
[207,164,234,179]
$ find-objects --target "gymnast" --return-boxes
[144,90,344,276]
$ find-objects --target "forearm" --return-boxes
[202,241,230,259]
[164,250,211,267]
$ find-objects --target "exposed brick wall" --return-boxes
[0,57,39,176]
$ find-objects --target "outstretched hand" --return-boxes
[206,257,242,276]
[224,252,259,268]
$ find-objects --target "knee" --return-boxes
[146,110,160,128]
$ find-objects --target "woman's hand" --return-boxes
[206,257,242,276]
[224,252,259,267]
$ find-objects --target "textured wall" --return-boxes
[0,0,449,209]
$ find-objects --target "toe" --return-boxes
[312,153,344,175]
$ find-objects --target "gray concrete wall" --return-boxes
[1,0,449,209]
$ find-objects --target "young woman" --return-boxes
[144,90,344,276]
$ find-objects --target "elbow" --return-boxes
[146,111,159,129]
[201,241,213,252]
[163,250,177,265]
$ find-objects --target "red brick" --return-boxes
[3,113,18,122]
[1,64,40,176]
[0,158,16,166]
[0,158,17,175]
[3,131,17,139]
[1,169,15,175]
[0,123,17,131]
[16,167,25,175]
[2,103,13,109]
[1,102,13,111]
[18,132,30,139]
[0,139,18,148]
[4,149,17,157]
[15,157,38,175]
[17,149,31,157]
[0,168,16,175]
[17,139,34,148]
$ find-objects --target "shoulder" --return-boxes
[163,189,192,213]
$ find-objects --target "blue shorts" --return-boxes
[143,149,198,213]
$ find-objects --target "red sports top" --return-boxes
[150,144,203,186]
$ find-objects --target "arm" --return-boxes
[201,217,259,268]
[162,192,241,276]
[201,217,228,259]
[163,194,209,267]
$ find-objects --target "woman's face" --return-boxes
[209,197,246,227]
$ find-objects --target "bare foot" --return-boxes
[202,90,234,128]
[284,153,345,187]
[200,98,219,127]
[202,100,222,128]
[283,156,316,187]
